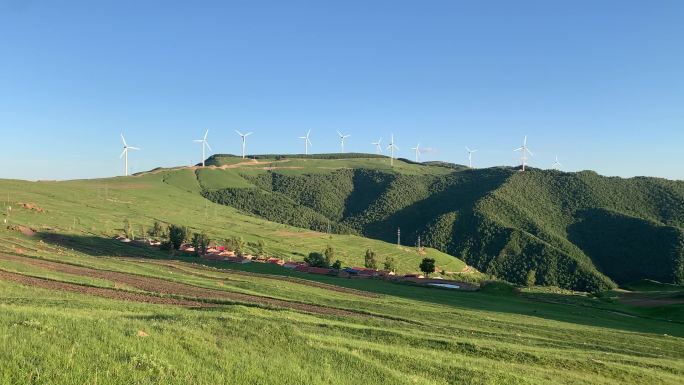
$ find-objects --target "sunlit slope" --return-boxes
[0,169,465,273]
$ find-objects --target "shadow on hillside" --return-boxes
[33,232,682,337]
[567,208,683,285]
[36,232,164,259]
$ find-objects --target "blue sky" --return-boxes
[1,0,683,180]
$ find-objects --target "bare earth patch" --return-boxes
[0,270,212,307]
[617,293,684,307]
[0,254,363,317]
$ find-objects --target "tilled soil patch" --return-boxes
[0,270,211,307]
[0,254,362,317]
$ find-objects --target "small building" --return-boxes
[307,267,334,275]
[267,258,285,265]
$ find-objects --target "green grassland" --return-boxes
[0,227,682,385]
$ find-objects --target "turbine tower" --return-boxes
[410,143,421,162]
[514,135,533,171]
[337,131,351,153]
[372,138,383,155]
[552,155,562,170]
[386,134,399,166]
[299,129,312,155]
[465,146,478,168]
[193,129,212,167]
[235,130,253,159]
[119,134,140,177]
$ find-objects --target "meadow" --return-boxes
[0,161,682,384]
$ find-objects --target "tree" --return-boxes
[323,246,335,267]
[331,260,342,270]
[419,258,436,277]
[168,225,188,250]
[148,221,166,239]
[123,219,133,239]
[304,252,330,268]
[364,249,377,269]
[255,240,266,257]
[226,236,245,254]
[383,257,397,272]
[526,270,537,287]
[192,232,211,256]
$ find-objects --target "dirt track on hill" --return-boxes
[0,254,363,317]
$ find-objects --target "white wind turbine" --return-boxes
[193,129,212,167]
[411,143,421,162]
[299,129,312,155]
[337,131,351,153]
[387,134,399,166]
[372,138,383,155]
[514,135,533,171]
[466,146,477,168]
[552,155,562,170]
[235,130,253,159]
[119,134,140,176]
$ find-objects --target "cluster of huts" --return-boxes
[117,236,477,290]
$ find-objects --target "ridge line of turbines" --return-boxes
[119,131,561,176]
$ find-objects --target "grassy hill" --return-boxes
[198,154,684,292]
[1,158,683,384]
[0,222,683,384]
[0,168,465,274]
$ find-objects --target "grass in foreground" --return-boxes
[0,230,683,385]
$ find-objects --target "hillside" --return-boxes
[0,168,466,274]
[1,157,683,384]
[199,154,684,292]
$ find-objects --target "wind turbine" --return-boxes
[387,134,399,166]
[119,134,140,176]
[410,143,421,162]
[193,129,212,167]
[552,155,562,170]
[514,135,533,171]
[235,130,253,159]
[337,131,351,153]
[299,129,312,155]
[466,146,478,168]
[372,138,383,155]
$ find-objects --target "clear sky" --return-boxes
[1,0,683,180]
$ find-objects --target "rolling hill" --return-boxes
[198,154,684,292]
[1,155,683,384]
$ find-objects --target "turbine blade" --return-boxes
[337,130,343,137]
[128,146,140,151]
[245,132,253,136]
[204,129,209,140]
[205,141,212,151]
[193,139,204,143]
[235,129,243,136]
[120,134,127,146]
[514,147,523,151]
[120,149,126,158]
